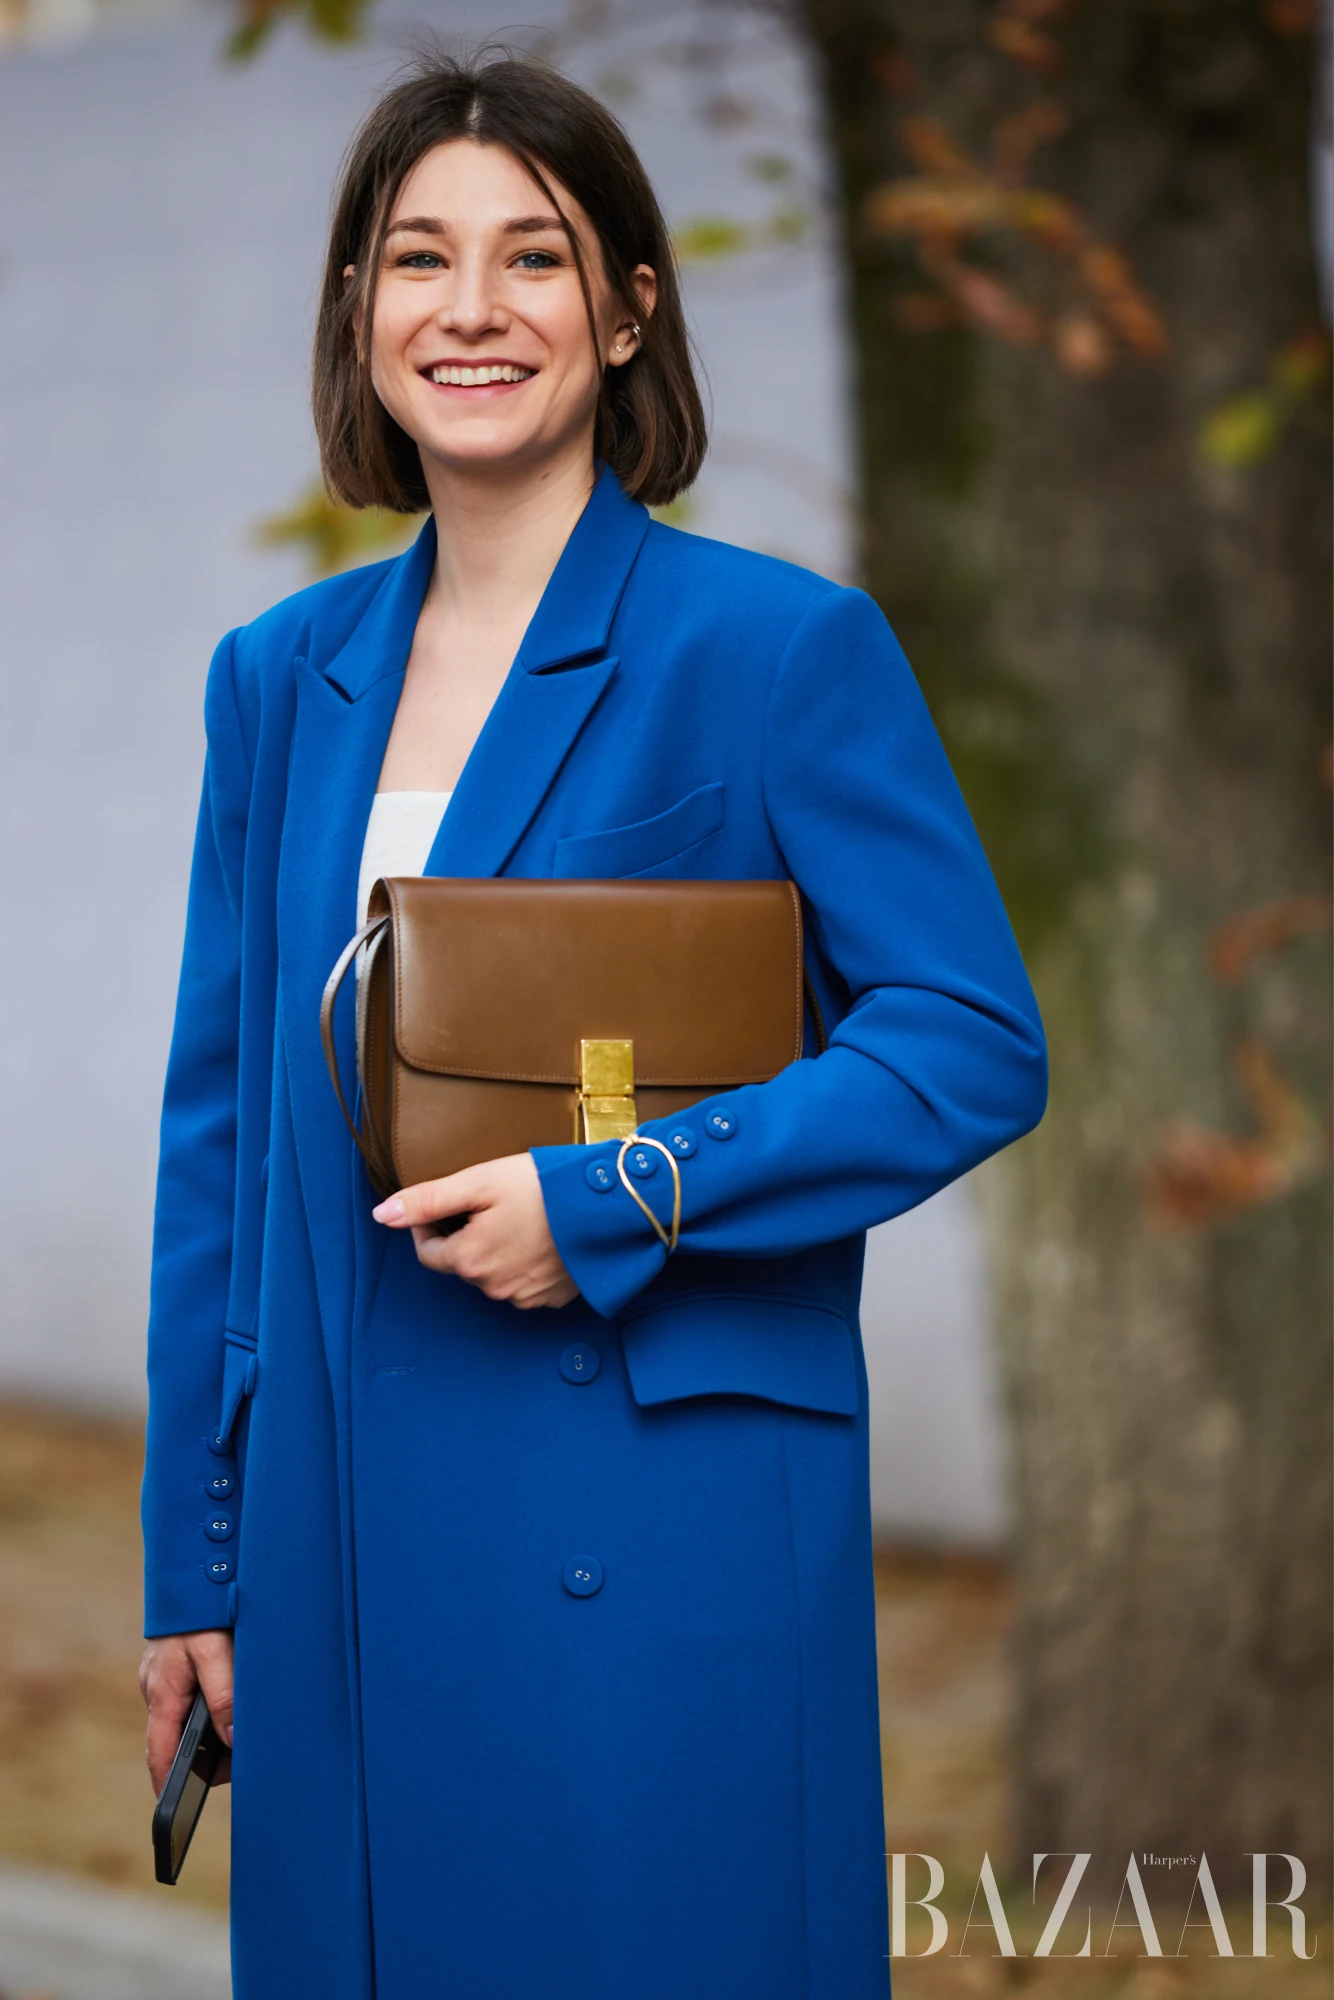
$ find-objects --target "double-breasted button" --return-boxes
[206,1431,234,1458]
[624,1145,658,1180]
[562,1555,604,1598]
[206,1555,234,1585]
[559,1342,601,1385]
[206,1469,236,1502]
[666,1127,698,1158]
[204,1512,235,1543]
[705,1105,739,1141]
[585,1159,615,1193]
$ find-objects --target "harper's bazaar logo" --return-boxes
[888,1852,1318,1959]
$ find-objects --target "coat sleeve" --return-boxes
[531,584,1048,1320]
[141,629,250,1638]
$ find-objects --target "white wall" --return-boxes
[0,0,1007,1543]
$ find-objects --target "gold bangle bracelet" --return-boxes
[614,1134,682,1255]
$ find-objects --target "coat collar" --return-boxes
[319,462,650,702]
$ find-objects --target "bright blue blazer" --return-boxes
[142,465,1045,2000]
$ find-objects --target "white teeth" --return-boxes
[430,363,532,386]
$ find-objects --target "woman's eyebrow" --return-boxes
[384,213,566,239]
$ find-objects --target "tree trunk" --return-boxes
[797,0,1332,1898]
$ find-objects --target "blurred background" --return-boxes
[0,0,1329,1993]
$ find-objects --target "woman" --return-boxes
[139,51,1045,2000]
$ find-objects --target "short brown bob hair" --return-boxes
[314,50,707,512]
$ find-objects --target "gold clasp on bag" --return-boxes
[576,1039,638,1143]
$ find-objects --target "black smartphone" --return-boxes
[152,1686,226,1886]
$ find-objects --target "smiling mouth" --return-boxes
[426,362,536,387]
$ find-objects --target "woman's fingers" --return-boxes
[373,1166,484,1229]
[140,1629,234,1794]
[382,1155,578,1307]
[192,1630,235,1747]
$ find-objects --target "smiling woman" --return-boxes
[138,46,1046,2000]
[315,59,703,516]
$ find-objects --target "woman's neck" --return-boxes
[421,446,596,634]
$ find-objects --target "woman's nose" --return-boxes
[439,257,507,336]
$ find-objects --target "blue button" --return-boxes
[584,1159,615,1193]
[624,1145,658,1180]
[560,1342,601,1385]
[206,1470,236,1502]
[667,1127,698,1158]
[206,1431,234,1458]
[705,1105,739,1141]
[206,1555,235,1585]
[204,1511,235,1543]
[563,1555,604,1598]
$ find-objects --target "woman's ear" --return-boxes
[631,264,658,325]
[607,264,657,369]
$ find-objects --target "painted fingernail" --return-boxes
[372,1196,405,1222]
[223,1724,233,1745]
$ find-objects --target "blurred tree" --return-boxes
[795,0,1331,1894]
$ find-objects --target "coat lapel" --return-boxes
[277,465,651,1363]
[423,465,649,879]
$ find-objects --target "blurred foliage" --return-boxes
[225,0,371,61]
[863,98,1169,377]
[255,481,420,577]
[1145,879,1333,1231]
[1200,330,1332,467]
[648,493,697,528]
[673,203,813,263]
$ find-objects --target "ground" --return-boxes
[0,1400,1323,1997]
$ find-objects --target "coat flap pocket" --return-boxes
[552,781,725,879]
[618,1292,857,1416]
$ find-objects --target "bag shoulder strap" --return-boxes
[320,914,395,1193]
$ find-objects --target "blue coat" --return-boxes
[142,465,1045,2000]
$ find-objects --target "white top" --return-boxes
[357,789,454,929]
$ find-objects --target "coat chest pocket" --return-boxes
[617,1291,858,1417]
[552,780,725,879]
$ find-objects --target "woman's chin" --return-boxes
[416,422,591,482]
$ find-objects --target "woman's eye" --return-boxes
[514,250,559,271]
[398,251,444,270]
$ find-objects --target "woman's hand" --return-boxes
[374,1152,579,1309]
[139,1628,234,1793]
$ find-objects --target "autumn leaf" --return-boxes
[1145,1039,1325,1231]
[1209,894,1333,984]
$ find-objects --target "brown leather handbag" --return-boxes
[321,878,820,1228]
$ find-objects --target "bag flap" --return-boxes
[378,877,804,1085]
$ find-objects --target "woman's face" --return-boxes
[361,138,653,483]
